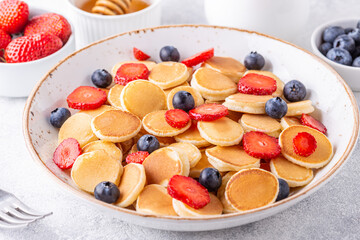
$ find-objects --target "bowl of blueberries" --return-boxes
[311,18,360,91]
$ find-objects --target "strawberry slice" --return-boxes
[167,175,210,209]
[260,159,271,172]
[188,103,228,121]
[300,114,327,134]
[67,86,107,110]
[114,63,149,85]
[53,138,81,169]
[181,48,214,67]
[133,47,150,61]
[126,151,149,164]
[243,131,281,159]
[238,73,277,95]
[165,109,190,128]
[293,132,317,157]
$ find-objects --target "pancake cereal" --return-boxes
[50,46,333,217]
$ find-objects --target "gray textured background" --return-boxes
[1,0,360,239]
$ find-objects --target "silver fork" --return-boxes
[0,189,52,228]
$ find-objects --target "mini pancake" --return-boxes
[91,110,141,142]
[167,86,204,109]
[111,60,156,76]
[240,114,282,138]
[163,81,190,97]
[79,105,116,118]
[217,171,237,213]
[116,163,146,207]
[286,100,315,116]
[206,145,260,172]
[223,93,273,114]
[172,193,223,217]
[168,142,201,168]
[174,123,211,148]
[148,62,190,89]
[191,68,237,100]
[205,99,224,105]
[225,168,279,211]
[82,140,123,163]
[167,146,190,177]
[58,113,98,148]
[202,56,246,83]
[280,116,302,130]
[108,84,124,109]
[120,80,167,119]
[243,70,284,97]
[197,117,244,146]
[142,110,191,137]
[279,125,333,168]
[136,184,178,216]
[142,147,183,186]
[189,149,215,178]
[270,156,313,187]
[71,150,122,193]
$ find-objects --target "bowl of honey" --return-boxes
[66,0,162,48]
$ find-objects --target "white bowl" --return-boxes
[0,7,75,97]
[23,25,359,231]
[311,18,360,91]
[66,0,162,49]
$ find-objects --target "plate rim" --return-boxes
[22,24,360,221]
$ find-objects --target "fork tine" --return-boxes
[12,202,52,217]
[0,211,35,225]
[0,219,28,229]
[4,206,42,221]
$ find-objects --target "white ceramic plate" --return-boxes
[23,25,359,231]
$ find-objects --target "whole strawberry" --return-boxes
[0,29,12,60]
[0,0,29,34]
[5,33,63,63]
[24,13,72,44]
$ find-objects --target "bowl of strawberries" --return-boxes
[0,0,75,97]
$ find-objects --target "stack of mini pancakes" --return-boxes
[58,55,333,217]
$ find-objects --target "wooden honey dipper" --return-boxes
[92,0,132,15]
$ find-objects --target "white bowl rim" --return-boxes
[310,17,360,71]
[65,0,162,20]
[0,6,75,67]
[23,24,360,221]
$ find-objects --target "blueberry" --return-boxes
[244,51,265,70]
[199,168,222,192]
[276,178,290,201]
[326,48,353,66]
[353,57,360,67]
[345,27,354,34]
[94,181,120,203]
[319,42,332,56]
[91,69,112,88]
[50,108,71,128]
[265,97,288,119]
[172,91,195,112]
[322,26,345,43]
[283,80,307,102]
[333,34,356,53]
[352,46,360,59]
[357,20,360,29]
[348,28,360,45]
[137,134,160,154]
[159,46,180,62]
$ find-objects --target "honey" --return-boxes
[79,0,150,15]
